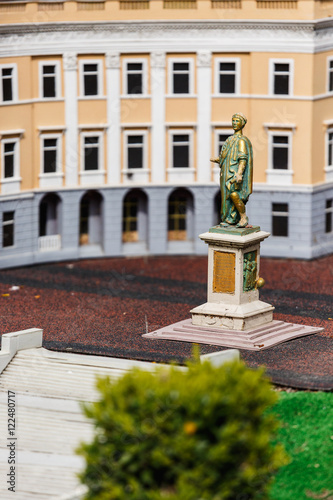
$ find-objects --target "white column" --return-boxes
[151,51,166,184]
[63,52,78,187]
[106,51,121,185]
[197,50,212,183]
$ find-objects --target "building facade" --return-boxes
[0,0,333,268]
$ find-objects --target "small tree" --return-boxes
[77,360,287,500]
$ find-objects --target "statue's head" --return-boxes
[232,113,247,131]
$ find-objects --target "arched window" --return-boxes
[38,193,61,251]
[79,191,103,246]
[122,189,148,244]
[167,188,194,241]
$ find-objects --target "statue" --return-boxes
[211,113,253,228]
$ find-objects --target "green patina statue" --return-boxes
[211,113,253,228]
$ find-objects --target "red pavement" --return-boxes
[0,254,332,390]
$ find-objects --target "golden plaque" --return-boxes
[213,251,235,294]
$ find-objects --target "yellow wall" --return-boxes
[78,100,107,125]
[312,97,333,184]
[0,0,324,26]
[120,99,151,123]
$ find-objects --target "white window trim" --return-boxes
[122,130,148,173]
[214,58,241,96]
[122,58,148,97]
[325,127,333,182]
[0,64,18,103]
[2,211,15,249]
[40,133,63,177]
[326,127,333,170]
[266,130,294,186]
[1,137,20,182]
[269,59,294,97]
[80,131,104,173]
[214,128,233,157]
[327,56,333,94]
[167,58,195,97]
[38,61,61,100]
[325,200,333,233]
[168,129,194,171]
[79,60,104,98]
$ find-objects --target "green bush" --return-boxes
[77,360,287,500]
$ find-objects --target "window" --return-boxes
[42,136,60,174]
[124,60,146,95]
[80,61,102,97]
[79,191,103,246]
[125,134,146,170]
[169,59,193,95]
[2,139,19,179]
[216,132,231,157]
[2,211,14,247]
[215,59,239,95]
[83,135,101,171]
[171,133,191,169]
[272,203,288,237]
[123,195,138,241]
[168,193,187,239]
[1,65,17,102]
[328,59,333,93]
[270,60,293,96]
[328,130,333,168]
[40,62,60,99]
[326,199,333,233]
[271,134,290,170]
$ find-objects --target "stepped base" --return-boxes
[191,300,274,331]
[143,319,323,351]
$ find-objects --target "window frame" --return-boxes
[0,64,18,103]
[2,211,15,248]
[1,137,20,181]
[79,59,104,98]
[214,128,233,158]
[168,58,194,96]
[327,56,333,94]
[327,127,333,170]
[40,133,62,176]
[268,131,293,172]
[39,61,61,100]
[325,199,333,234]
[168,129,194,170]
[122,58,148,96]
[80,131,104,173]
[272,202,289,238]
[123,130,148,172]
[214,58,240,96]
[269,59,294,97]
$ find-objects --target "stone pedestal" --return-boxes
[143,225,324,351]
[191,226,274,331]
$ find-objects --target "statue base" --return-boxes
[190,228,274,331]
[143,226,324,351]
[143,319,322,351]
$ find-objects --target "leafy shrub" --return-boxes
[77,360,287,500]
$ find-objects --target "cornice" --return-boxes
[0,19,327,37]
[0,19,332,57]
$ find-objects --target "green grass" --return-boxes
[270,391,333,500]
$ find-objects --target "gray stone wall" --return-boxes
[1,184,333,269]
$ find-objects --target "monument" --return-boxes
[143,114,323,350]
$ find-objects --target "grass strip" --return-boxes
[270,391,333,500]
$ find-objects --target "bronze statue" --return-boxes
[211,113,253,228]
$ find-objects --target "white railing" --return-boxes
[38,234,61,252]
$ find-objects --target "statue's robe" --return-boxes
[219,134,253,224]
